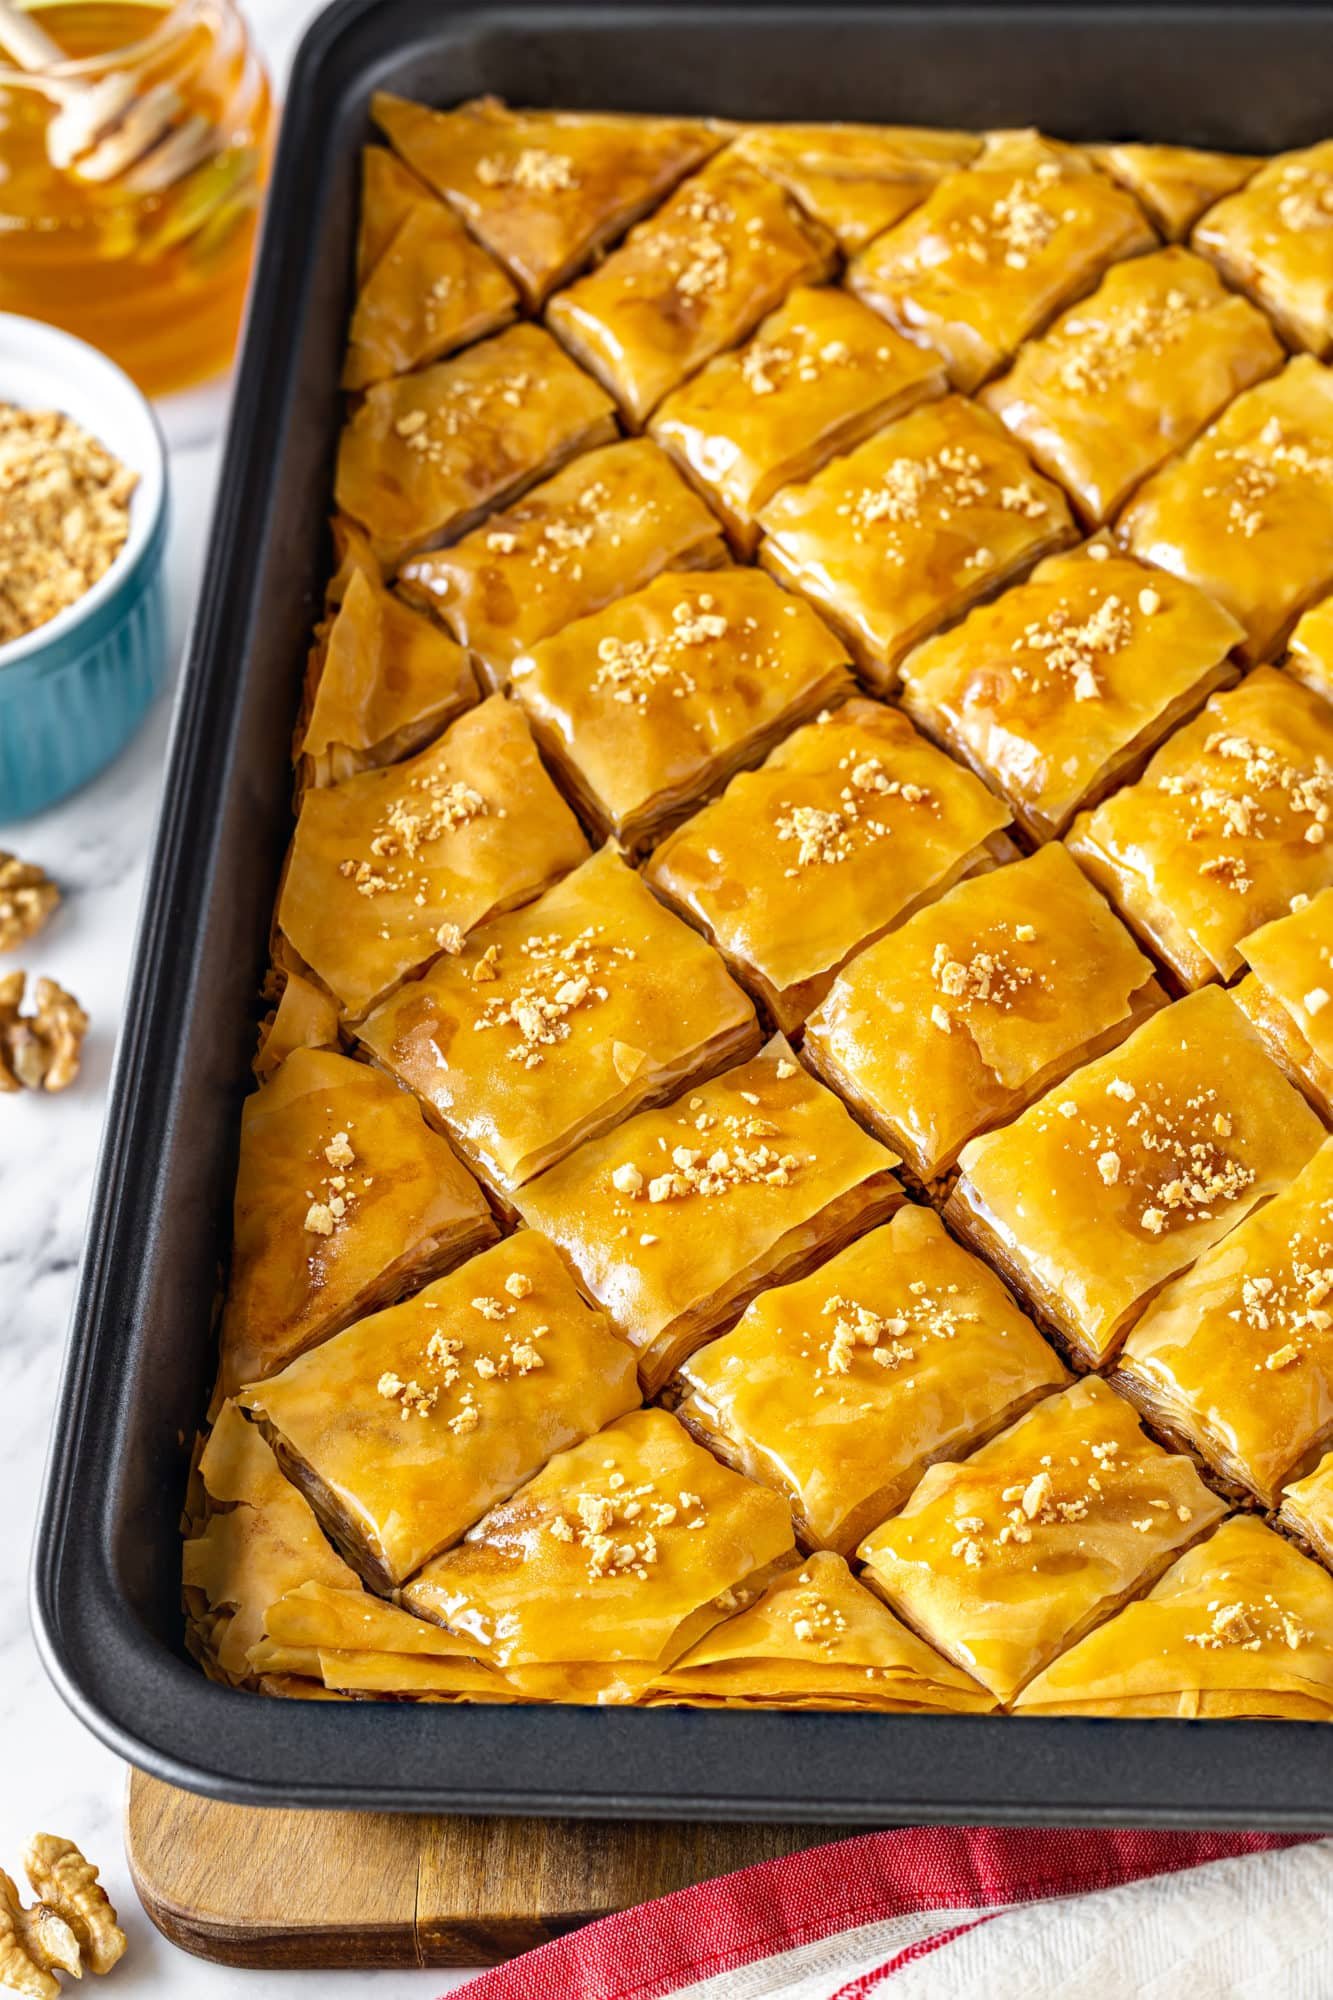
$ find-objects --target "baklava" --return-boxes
[1193,140,1333,357]
[357,842,760,1195]
[1091,143,1259,242]
[1234,887,1333,1118]
[804,843,1167,1185]
[757,393,1076,690]
[946,986,1325,1367]
[1285,594,1333,705]
[857,1376,1225,1704]
[675,1204,1068,1554]
[516,1035,903,1394]
[644,697,1015,1031]
[1066,667,1333,988]
[729,123,981,252]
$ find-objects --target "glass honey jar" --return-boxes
[0,0,273,396]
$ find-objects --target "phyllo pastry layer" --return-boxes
[857,1376,1224,1704]
[1066,667,1333,988]
[1279,1453,1333,1573]
[182,1404,365,1686]
[676,1205,1067,1555]
[1120,356,1333,664]
[980,247,1282,527]
[1116,1137,1333,1506]
[353,144,436,286]
[398,438,726,691]
[757,394,1075,691]
[846,131,1156,393]
[516,1035,902,1394]
[1285,594,1333,706]
[334,322,617,567]
[401,1407,797,1702]
[643,1549,995,1711]
[216,1047,494,1397]
[545,155,836,427]
[253,967,341,1083]
[371,92,723,308]
[358,842,759,1194]
[730,122,980,252]
[1016,1517,1333,1720]
[645,697,1014,1032]
[1193,140,1333,358]
[650,285,946,552]
[1235,886,1333,1119]
[899,537,1242,843]
[295,567,478,793]
[805,844,1165,1185]
[238,1230,640,1589]
[1091,143,1259,242]
[341,168,518,390]
[945,987,1325,1368]
[511,567,855,854]
[278,694,589,1020]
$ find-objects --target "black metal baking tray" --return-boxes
[31,0,1333,1824]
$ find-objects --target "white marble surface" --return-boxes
[0,0,479,1989]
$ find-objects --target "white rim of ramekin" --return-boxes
[0,311,168,672]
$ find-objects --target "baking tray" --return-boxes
[31,0,1333,1825]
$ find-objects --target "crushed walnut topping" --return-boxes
[840,443,1048,556]
[377,1370,439,1420]
[0,404,137,646]
[338,770,492,906]
[1185,1595,1312,1651]
[1155,727,1333,880]
[1219,1211,1333,1375]
[1052,286,1201,396]
[0,854,60,953]
[1275,160,1333,232]
[546,1474,708,1580]
[593,592,738,709]
[1004,590,1134,704]
[468,923,636,1067]
[474,147,578,192]
[640,183,738,306]
[811,1277,975,1385]
[739,330,870,397]
[773,754,922,873]
[1202,418,1333,538]
[392,364,535,462]
[0,972,88,1093]
[1058,1073,1255,1234]
[303,1128,359,1239]
[930,940,1035,1023]
[787,1573,850,1650]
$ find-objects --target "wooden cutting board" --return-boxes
[126,1770,846,1968]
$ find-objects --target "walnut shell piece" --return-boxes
[0,976,89,1094]
[23,1836,126,1977]
[0,1872,58,2000]
[0,856,60,955]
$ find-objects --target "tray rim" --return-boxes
[30,0,1333,1825]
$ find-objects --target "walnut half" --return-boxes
[0,1871,60,2000]
[0,856,59,955]
[23,1836,127,1978]
[0,975,89,1094]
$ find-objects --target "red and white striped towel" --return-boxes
[451,1826,1330,1999]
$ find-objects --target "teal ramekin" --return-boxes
[0,313,170,821]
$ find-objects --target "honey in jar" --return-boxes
[0,0,273,395]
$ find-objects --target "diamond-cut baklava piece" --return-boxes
[358,843,759,1194]
[645,699,1014,1031]
[398,439,726,692]
[643,1549,995,1711]
[1091,144,1259,242]
[516,1036,902,1394]
[545,156,837,428]
[980,248,1283,526]
[295,568,478,791]
[857,1376,1224,1705]
[1120,357,1333,663]
[334,323,617,568]
[1016,1518,1333,1720]
[676,1206,1067,1555]
[511,567,855,854]
[730,123,981,252]
[401,1407,796,1702]
[1115,1138,1333,1507]
[253,967,341,1083]
[1067,667,1333,988]
[1235,888,1333,1118]
[1285,594,1333,705]
[1193,141,1333,357]
[649,285,947,552]
[216,1047,494,1397]
[183,1404,366,1686]
[1279,1453,1333,1571]
[805,845,1166,1186]
[945,987,1325,1369]
[278,694,589,1019]
[901,540,1243,843]
[757,395,1075,692]
[354,144,435,284]
[238,1231,641,1589]
[847,131,1156,393]
[371,93,722,308]
[342,182,518,391]
[249,1576,506,1700]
